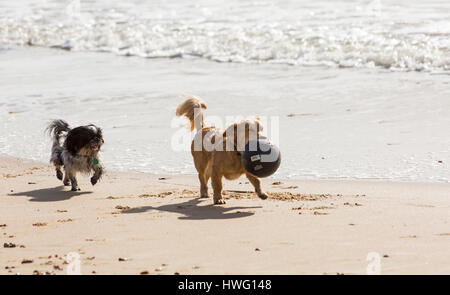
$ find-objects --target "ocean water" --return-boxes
[0,1,449,182]
[1,0,449,72]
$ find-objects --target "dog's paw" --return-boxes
[56,170,63,181]
[71,187,81,192]
[200,194,209,198]
[214,199,226,205]
[258,193,269,200]
[63,180,71,186]
[91,177,98,186]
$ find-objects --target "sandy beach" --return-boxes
[1,155,449,275]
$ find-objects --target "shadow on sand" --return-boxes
[122,198,262,220]
[9,186,92,202]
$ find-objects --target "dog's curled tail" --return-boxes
[46,119,71,143]
[176,95,207,131]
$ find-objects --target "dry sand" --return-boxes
[0,156,449,275]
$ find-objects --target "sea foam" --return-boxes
[0,0,449,72]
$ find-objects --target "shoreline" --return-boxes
[2,153,449,185]
[1,155,449,274]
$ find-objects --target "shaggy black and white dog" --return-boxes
[46,120,104,191]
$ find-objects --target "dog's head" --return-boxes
[65,124,104,156]
[223,117,263,151]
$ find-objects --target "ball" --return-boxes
[241,138,281,178]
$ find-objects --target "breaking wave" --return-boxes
[1,0,449,72]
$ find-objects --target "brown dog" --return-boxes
[176,95,268,204]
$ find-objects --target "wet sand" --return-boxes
[1,156,449,275]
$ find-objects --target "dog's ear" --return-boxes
[65,132,86,155]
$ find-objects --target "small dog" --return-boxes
[46,120,104,191]
[176,95,268,204]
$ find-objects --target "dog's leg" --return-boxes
[202,165,212,198]
[55,165,63,181]
[193,151,210,198]
[63,172,70,186]
[62,165,70,186]
[198,173,209,198]
[211,172,225,205]
[246,173,268,200]
[91,165,103,186]
[67,170,80,191]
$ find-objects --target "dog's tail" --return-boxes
[176,95,207,131]
[46,120,71,166]
[46,120,71,143]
